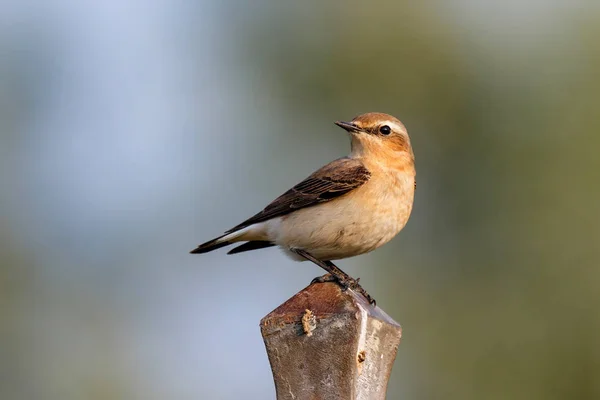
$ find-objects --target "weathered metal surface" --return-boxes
[260,282,402,400]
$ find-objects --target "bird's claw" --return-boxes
[310,273,337,284]
[347,279,376,306]
[309,274,376,306]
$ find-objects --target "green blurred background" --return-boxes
[1,1,599,399]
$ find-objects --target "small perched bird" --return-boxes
[191,112,416,304]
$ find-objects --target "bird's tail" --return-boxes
[190,224,277,255]
[190,227,246,254]
[189,234,232,254]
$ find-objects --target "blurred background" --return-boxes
[1,1,599,399]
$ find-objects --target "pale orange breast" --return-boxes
[270,168,415,261]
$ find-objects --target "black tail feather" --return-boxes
[190,236,231,254]
[227,241,275,255]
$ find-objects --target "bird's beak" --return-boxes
[335,121,360,133]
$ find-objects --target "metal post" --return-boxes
[260,282,402,400]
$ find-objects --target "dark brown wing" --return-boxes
[226,158,371,233]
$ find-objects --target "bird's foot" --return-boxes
[310,274,375,306]
[310,273,338,284]
[342,277,376,306]
[354,286,376,306]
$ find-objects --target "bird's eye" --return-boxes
[379,125,391,135]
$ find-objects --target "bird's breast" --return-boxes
[270,169,415,260]
[358,170,415,245]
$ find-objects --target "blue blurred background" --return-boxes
[1,1,599,399]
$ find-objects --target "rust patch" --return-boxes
[263,283,353,319]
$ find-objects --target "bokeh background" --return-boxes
[1,1,599,399]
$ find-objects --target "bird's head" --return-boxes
[335,112,414,167]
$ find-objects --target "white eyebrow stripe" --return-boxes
[383,121,407,134]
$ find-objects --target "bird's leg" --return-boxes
[311,266,361,285]
[319,260,374,305]
[291,249,351,286]
[310,261,360,284]
[292,249,376,305]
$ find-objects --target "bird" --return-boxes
[190,112,416,305]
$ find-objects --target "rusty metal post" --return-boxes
[260,282,402,400]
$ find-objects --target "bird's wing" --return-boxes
[226,157,371,233]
